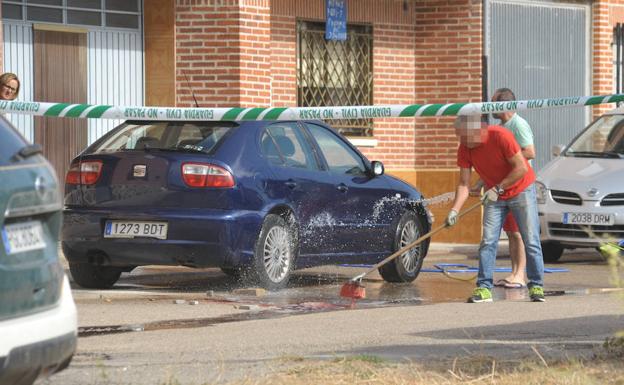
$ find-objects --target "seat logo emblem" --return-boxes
[34,176,47,199]
[587,188,598,197]
[133,165,147,178]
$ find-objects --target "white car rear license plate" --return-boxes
[104,221,168,239]
[2,221,46,254]
[562,212,614,226]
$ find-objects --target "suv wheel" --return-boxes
[541,242,564,263]
[378,211,426,283]
[69,263,122,289]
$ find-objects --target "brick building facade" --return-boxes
[2,0,624,242]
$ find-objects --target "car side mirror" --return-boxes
[370,161,384,177]
[552,144,566,157]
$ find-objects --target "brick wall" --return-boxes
[175,1,242,106]
[593,1,624,118]
[413,0,483,169]
[270,0,419,168]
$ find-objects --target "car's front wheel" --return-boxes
[245,214,295,290]
[378,211,426,283]
[541,242,564,263]
[69,263,123,289]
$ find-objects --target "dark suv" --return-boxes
[0,116,77,385]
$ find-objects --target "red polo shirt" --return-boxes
[457,125,535,200]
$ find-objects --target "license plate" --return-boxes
[2,221,46,255]
[104,221,168,239]
[562,212,614,226]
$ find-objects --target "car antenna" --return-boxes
[182,70,200,108]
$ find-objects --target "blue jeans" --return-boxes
[477,183,544,289]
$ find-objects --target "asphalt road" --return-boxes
[41,244,624,385]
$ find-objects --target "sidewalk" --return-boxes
[426,241,510,262]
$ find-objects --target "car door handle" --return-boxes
[337,183,348,193]
[285,180,297,189]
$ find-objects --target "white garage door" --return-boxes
[486,1,590,170]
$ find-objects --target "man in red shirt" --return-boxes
[446,115,545,303]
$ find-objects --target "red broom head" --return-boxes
[340,281,366,299]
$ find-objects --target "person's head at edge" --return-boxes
[0,72,20,101]
[454,115,488,149]
[491,87,515,121]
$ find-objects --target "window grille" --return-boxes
[297,21,373,137]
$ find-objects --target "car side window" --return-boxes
[261,123,317,170]
[305,123,367,175]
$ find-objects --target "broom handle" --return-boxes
[353,200,483,281]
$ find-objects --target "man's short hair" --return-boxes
[493,88,516,102]
[454,115,483,130]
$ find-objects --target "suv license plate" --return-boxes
[562,212,614,226]
[104,221,168,239]
[2,221,46,255]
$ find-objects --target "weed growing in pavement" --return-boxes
[598,239,624,355]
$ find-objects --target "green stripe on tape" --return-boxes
[65,104,91,117]
[584,96,604,106]
[222,108,246,120]
[263,107,288,120]
[241,108,267,120]
[441,103,466,116]
[44,103,71,117]
[399,105,421,117]
[421,104,444,116]
[86,105,113,118]
[607,94,624,104]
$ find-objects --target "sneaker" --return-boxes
[529,286,546,302]
[467,287,493,303]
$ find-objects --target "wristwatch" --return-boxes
[495,184,504,195]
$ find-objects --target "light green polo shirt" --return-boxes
[504,113,534,166]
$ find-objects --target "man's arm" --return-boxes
[498,151,528,190]
[521,144,535,160]
[451,167,472,212]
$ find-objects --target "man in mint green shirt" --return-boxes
[492,88,535,288]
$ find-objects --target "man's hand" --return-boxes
[446,209,458,227]
[481,187,500,205]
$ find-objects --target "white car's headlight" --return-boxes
[535,181,547,204]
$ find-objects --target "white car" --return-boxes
[0,117,77,384]
[537,107,624,262]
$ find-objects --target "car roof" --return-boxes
[604,106,624,115]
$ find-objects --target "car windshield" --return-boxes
[565,114,624,158]
[91,121,237,154]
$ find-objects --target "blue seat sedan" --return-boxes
[62,120,431,290]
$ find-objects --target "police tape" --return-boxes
[1,93,624,121]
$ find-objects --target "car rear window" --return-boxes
[91,121,237,154]
[0,116,28,166]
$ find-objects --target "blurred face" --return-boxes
[1,79,18,100]
[455,116,488,148]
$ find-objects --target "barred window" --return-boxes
[2,0,141,29]
[297,21,373,137]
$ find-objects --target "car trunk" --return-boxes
[0,160,63,321]
[68,152,235,210]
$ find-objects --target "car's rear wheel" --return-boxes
[69,263,122,289]
[541,242,564,263]
[378,211,426,283]
[245,214,295,290]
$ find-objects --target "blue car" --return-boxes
[62,120,431,289]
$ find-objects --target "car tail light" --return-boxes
[65,160,103,185]
[182,162,235,188]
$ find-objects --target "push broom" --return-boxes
[340,200,483,303]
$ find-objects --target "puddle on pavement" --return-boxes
[77,266,613,338]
